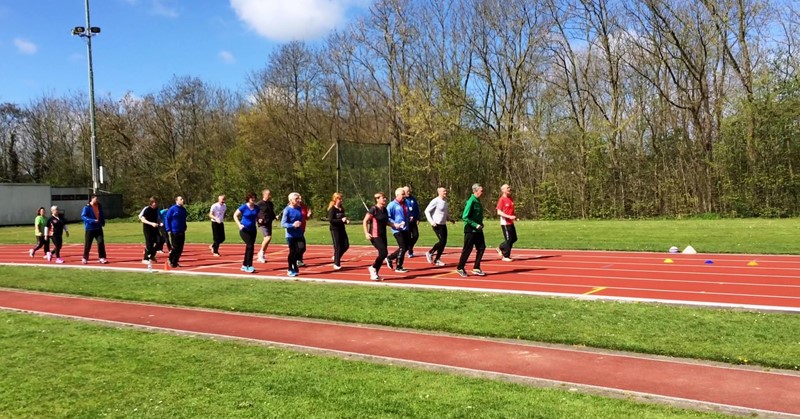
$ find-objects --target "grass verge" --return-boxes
[0,311,727,418]
[1,266,798,371]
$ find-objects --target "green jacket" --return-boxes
[462,194,483,233]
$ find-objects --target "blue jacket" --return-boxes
[405,194,420,221]
[281,205,304,239]
[80,203,105,231]
[386,199,409,234]
[164,204,188,233]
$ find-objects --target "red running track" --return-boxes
[2,243,800,311]
[0,289,798,416]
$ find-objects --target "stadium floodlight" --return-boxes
[71,0,102,194]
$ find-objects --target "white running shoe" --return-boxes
[99,258,108,264]
[368,266,381,281]
[502,257,513,262]
[45,252,52,261]
[425,251,433,264]
[257,256,267,263]
[434,260,446,267]
[333,264,342,270]
[29,249,34,258]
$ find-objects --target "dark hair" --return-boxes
[37,207,45,215]
[245,192,256,202]
[149,196,157,205]
[89,194,98,202]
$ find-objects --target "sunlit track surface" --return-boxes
[2,243,799,312]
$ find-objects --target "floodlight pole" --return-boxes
[75,0,100,194]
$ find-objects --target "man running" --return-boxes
[281,192,305,277]
[455,184,486,277]
[139,197,161,265]
[255,189,276,263]
[81,194,108,264]
[386,187,410,273]
[496,184,517,262]
[209,194,227,257]
[164,196,188,269]
[424,187,448,266]
[403,185,420,258]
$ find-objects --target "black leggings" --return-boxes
[239,228,256,267]
[430,224,448,260]
[287,237,303,272]
[32,236,50,254]
[330,228,350,265]
[370,236,388,272]
[457,230,486,270]
[50,236,63,258]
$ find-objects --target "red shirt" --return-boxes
[496,195,515,225]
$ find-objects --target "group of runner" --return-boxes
[29,184,518,280]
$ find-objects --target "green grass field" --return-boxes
[1,218,797,417]
[2,217,799,253]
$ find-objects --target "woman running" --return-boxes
[327,192,350,270]
[233,192,259,273]
[362,192,390,281]
[46,206,68,264]
[29,207,51,260]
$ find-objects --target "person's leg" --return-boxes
[499,225,509,256]
[396,230,411,268]
[287,238,299,273]
[331,229,341,266]
[96,229,107,259]
[32,236,46,254]
[456,231,476,271]
[407,222,419,255]
[83,230,93,261]
[371,237,388,271]
[473,230,486,271]
[241,229,255,267]
[52,236,62,259]
[431,224,446,260]
[211,222,221,254]
[297,236,307,264]
[506,225,517,258]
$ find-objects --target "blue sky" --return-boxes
[0,0,371,105]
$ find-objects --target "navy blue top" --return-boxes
[405,194,420,221]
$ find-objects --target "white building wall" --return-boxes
[0,184,52,226]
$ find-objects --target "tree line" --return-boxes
[2,0,799,219]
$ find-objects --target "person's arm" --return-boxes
[233,208,244,230]
[280,208,293,229]
[209,205,217,223]
[164,208,172,233]
[80,206,94,225]
[424,199,437,225]
[363,212,373,240]
[462,198,481,229]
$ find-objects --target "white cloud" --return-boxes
[218,50,236,64]
[14,38,37,55]
[152,0,179,18]
[229,0,369,41]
